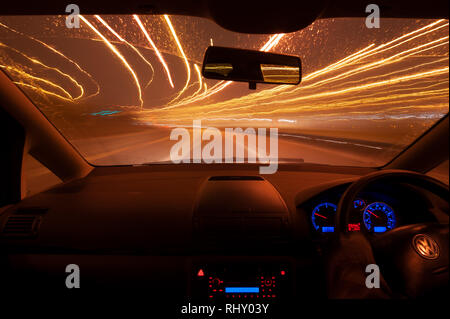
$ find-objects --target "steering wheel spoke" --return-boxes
[372,223,448,297]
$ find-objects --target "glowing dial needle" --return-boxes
[366,210,379,218]
[314,213,328,219]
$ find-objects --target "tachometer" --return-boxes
[353,199,366,210]
[363,202,396,233]
[311,202,337,233]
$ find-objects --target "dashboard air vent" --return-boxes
[2,215,41,237]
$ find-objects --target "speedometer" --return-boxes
[363,202,396,233]
[311,202,337,233]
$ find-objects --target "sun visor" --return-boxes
[207,0,328,34]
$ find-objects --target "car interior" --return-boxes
[0,0,448,314]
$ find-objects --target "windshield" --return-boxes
[0,15,448,167]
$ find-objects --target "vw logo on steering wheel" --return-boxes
[412,234,440,260]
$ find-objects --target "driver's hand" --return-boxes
[326,232,392,299]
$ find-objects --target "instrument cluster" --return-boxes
[299,182,439,237]
[311,198,397,234]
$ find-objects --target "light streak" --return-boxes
[94,15,155,88]
[175,63,203,103]
[0,41,85,100]
[298,37,449,91]
[1,64,74,99]
[298,21,448,84]
[164,15,191,104]
[202,67,448,116]
[133,19,448,126]
[80,15,144,108]
[260,34,278,51]
[133,14,175,88]
[0,16,447,132]
[262,34,285,52]
[166,20,448,119]
[0,21,99,99]
[13,81,74,101]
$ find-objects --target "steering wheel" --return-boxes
[334,169,449,298]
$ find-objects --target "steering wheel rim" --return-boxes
[336,169,449,235]
[334,169,449,298]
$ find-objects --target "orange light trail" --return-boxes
[164,15,191,104]
[0,21,99,99]
[133,14,175,88]
[13,81,75,101]
[0,41,85,100]
[132,20,448,124]
[173,64,207,105]
[262,34,285,51]
[298,36,449,92]
[298,20,448,85]
[1,64,74,100]
[94,15,155,88]
[0,16,447,131]
[80,15,144,108]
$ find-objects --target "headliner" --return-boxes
[0,0,448,33]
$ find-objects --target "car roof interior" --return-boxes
[1,0,449,32]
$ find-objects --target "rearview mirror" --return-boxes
[202,46,301,89]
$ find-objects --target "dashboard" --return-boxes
[297,182,440,237]
[0,165,447,305]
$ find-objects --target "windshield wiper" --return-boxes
[138,157,304,166]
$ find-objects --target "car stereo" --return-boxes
[191,261,291,303]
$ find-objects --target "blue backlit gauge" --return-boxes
[353,199,366,210]
[311,202,337,233]
[363,202,396,233]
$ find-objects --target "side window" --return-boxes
[427,160,449,186]
[22,153,62,198]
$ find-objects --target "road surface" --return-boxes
[69,126,399,167]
